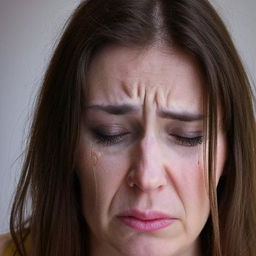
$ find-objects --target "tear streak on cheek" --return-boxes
[90,147,104,167]
[88,146,104,212]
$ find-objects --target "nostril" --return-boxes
[127,168,136,188]
[129,181,135,188]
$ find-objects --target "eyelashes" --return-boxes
[91,129,203,147]
[93,131,128,146]
[170,134,203,147]
[91,126,131,146]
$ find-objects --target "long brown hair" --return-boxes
[9,0,256,255]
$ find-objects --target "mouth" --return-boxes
[117,209,177,232]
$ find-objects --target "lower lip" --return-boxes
[118,216,175,231]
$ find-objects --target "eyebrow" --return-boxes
[86,104,205,122]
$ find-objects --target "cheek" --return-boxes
[179,151,210,233]
[165,145,206,192]
[167,146,210,220]
[174,134,227,227]
[176,149,208,209]
[76,140,128,219]
[76,142,99,215]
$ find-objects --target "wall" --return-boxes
[0,0,80,233]
[0,0,255,233]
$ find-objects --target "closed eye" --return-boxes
[170,134,203,147]
[92,130,130,146]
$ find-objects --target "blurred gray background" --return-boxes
[0,0,255,233]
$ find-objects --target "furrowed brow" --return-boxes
[86,104,139,115]
[86,103,204,121]
[157,108,205,122]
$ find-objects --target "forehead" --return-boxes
[85,44,204,112]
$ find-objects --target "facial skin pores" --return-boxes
[76,44,226,256]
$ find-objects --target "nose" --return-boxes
[128,134,167,192]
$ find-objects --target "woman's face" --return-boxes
[76,45,226,256]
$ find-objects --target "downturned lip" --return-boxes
[118,209,174,220]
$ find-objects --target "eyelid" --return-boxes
[167,127,203,136]
[91,127,131,147]
[171,133,203,138]
[93,125,129,135]
[170,134,203,147]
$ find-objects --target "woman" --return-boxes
[1,0,255,255]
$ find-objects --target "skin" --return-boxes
[76,44,226,256]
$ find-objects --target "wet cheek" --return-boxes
[76,144,127,213]
[182,163,209,229]
[75,145,99,213]
[179,159,205,194]
[171,149,208,211]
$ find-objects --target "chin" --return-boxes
[111,235,187,256]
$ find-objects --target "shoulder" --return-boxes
[0,231,31,256]
[0,230,31,256]
[0,232,12,256]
